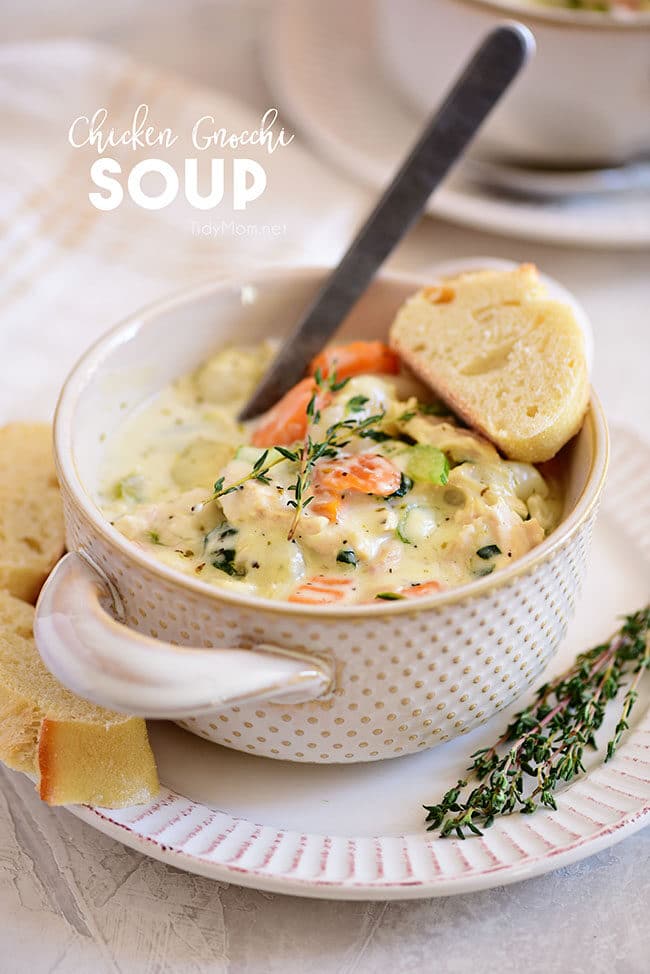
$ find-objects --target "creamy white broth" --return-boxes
[99,342,561,605]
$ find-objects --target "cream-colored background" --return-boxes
[1,1,649,971]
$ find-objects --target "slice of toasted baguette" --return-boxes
[0,424,65,602]
[389,265,590,462]
[0,590,159,807]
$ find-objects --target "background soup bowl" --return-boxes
[34,265,608,764]
[376,0,650,167]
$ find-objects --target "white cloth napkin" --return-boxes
[0,40,368,420]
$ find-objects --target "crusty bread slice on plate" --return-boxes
[0,590,159,807]
[0,423,65,602]
[389,264,590,463]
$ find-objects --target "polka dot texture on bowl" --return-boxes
[63,491,596,763]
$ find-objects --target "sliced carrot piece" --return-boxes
[309,489,341,523]
[252,378,331,448]
[309,341,400,381]
[400,581,442,598]
[315,453,401,497]
[289,576,354,605]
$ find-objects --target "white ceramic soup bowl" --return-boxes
[34,265,608,764]
[376,0,650,166]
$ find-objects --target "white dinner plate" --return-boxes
[68,426,650,900]
[265,0,650,249]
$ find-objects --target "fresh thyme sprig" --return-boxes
[424,606,650,839]
[210,369,387,540]
[285,379,386,539]
[212,448,291,499]
[211,370,344,504]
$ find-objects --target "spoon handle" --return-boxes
[240,23,534,420]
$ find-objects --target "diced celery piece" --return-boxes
[397,506,437,544]
[405,444,449,485]
[234,445,288,467]
[235,445,266,465]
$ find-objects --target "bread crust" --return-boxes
[38,716,159,806]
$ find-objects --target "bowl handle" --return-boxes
[34,552,334,718]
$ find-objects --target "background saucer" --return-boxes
[266,0,650,249]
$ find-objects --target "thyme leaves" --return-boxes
[210,370,388,541]
[424,607,650,838]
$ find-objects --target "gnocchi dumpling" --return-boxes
[171,438,236,490]
[193,342,276,405]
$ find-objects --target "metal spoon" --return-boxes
[240,23,534,420]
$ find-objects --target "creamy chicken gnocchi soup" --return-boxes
[100,341,561,605]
